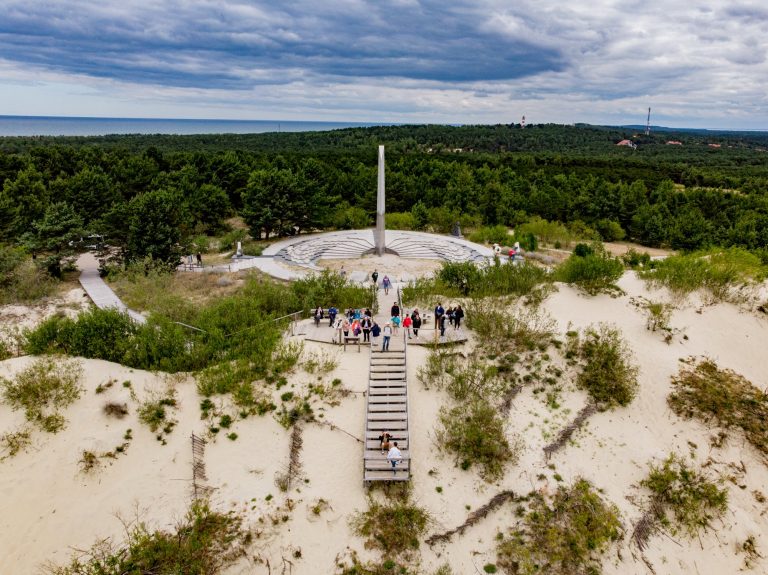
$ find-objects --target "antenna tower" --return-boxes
[645,107,651,136]
[521,115,526,129]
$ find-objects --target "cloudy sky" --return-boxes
[1,0,767,128]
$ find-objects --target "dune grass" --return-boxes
[639,248,766,302]
[0,357,83,433]
[640,453,727,538]
[668,358,768,458]
[44,501,248,575]
[497,478,621,575]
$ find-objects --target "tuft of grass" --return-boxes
[640,453,727,537]
[302,350,339,375]
[0,428,32,459]
[0,357,82,433]
[668,359,768,458]
[497,478,621,575]
[436,398,520,481]
[103,402,129,419]
[138,388,178,442]
[43,500,248,575]
[466,300,556,356]
[574,324,639,408]
[350,498,430,556]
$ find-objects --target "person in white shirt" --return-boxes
[382,323,392,351]
[387,442,402,474]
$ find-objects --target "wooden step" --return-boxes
[368,388,407,395]
[367,396,406,403]
[368,420,407,430]
[365,440,408,450]
[368,403,407,412]
[367,412,407,421]
[365,470,410,481]
[364,449,410,459]
[366,431,408,441]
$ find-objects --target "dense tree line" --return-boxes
[1,124,768,272]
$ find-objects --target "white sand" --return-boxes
[1,272,768,574]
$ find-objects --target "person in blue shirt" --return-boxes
[328,306,337,327]
[371,320,382,348]
[434,302,445,329]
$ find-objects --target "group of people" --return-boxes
[432,302,465,336]
[378,431,403,474]
[371,269,392,295]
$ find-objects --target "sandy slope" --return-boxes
[1,272,767,574]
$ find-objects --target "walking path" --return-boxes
[363,284,410,482]
[77,253,146,324]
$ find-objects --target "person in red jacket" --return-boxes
[403,314,413,339]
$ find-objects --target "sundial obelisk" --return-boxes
[375,145,386,256]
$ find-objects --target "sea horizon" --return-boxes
[0,114,393,137]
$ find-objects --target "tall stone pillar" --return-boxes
[375,145,386,255]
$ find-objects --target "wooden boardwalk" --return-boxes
[363,286,410,482]
[77,253,146,324]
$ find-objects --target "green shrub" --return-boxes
[466,301,556,356]
[350,498,430,555]
[517,217,572,246]
[575,324,639,408]
[497,479,621,575]
[641,453,727,537]
[333,205,370,229]
[437,398,517,481]
[621,248,651,269]
[45,501,247,575]
[668,359,768,457]
[0,245,56,304]
[640,248,766,302]
[468,225,511,245]
[555,248,624,295]
[0,358,82,432]
[385,211,416,230]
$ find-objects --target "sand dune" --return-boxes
[1,272,767,574]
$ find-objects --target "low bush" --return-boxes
[639,248,766,302]
[437,398,518,481]
[466,301,556,356]
[0,358,83,432]
[138,387,178,442]
[385,211,416,230]
[574,324,639,408]
[0,428,32,459]
[468,225,511,246]
[44,500,248,575]
[404,260,551,304]
[350,498,429,556]
[668,359,768,457]
[555,247,624,295]
[0,244,57,304]
[517,216,573,247]
[640,453,727,537]
[621,248,651,269]
[497,478,621,575]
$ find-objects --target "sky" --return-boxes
[0,0,767,129]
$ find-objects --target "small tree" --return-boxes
[26,202,83,278]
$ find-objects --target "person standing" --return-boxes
[434,302,445,329]
[391,301,400,319]
[412,310,422,337]
[314,306,323,327]
[328,305,338,327]
[361,315,372,342]
[403,314,413,339]
[195,252,202,267]
[382,322,392,351]
[391,313,401,334]
[454,305,464,329]
[387,441,403,474]
[342,317,350,337]
[371,320,381,348]
[439,313,447,337]
[446,306,455,327]
[382,275,391,295]
[371,269,379,286]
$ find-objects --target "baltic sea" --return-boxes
[0,115,385,137]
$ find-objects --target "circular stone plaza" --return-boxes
[223,146,495,282]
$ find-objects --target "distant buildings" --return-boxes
[666,140,683,145]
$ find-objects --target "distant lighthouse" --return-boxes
[521,115,526,129]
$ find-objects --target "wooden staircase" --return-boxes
[363,288,410,482]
